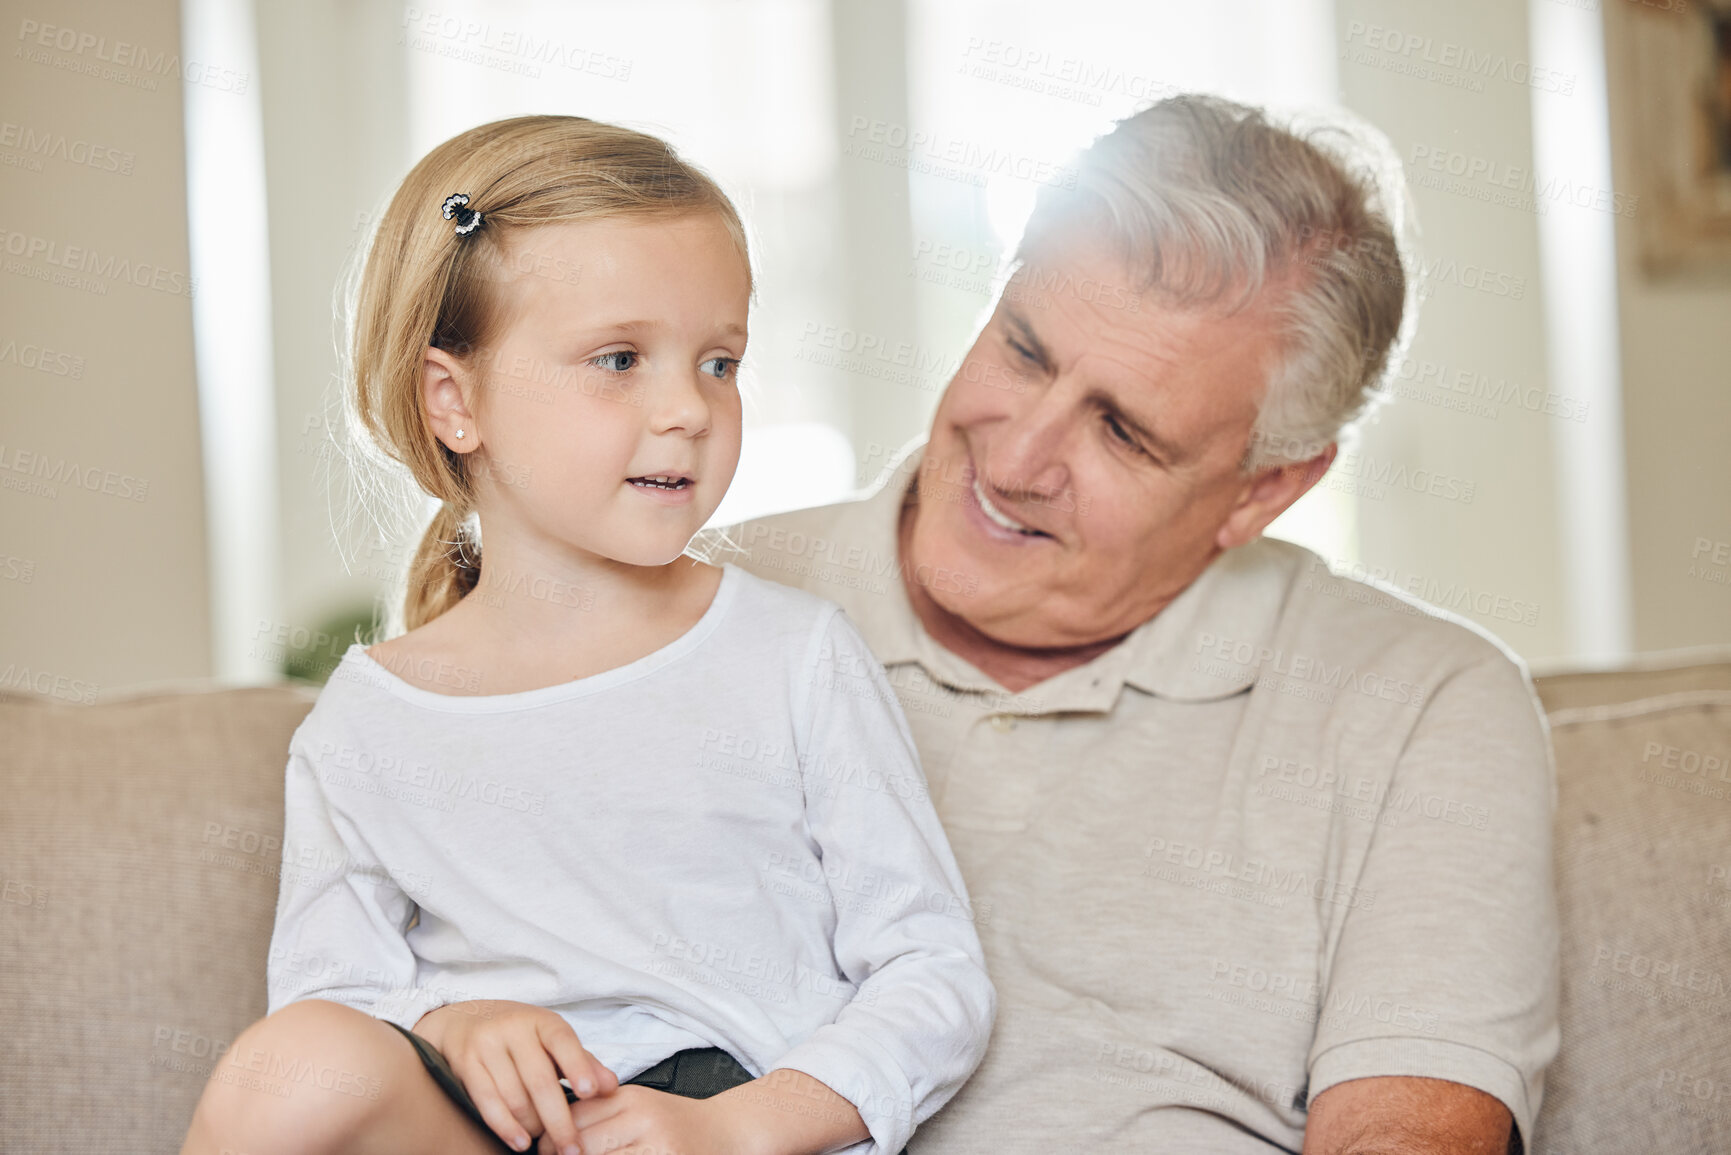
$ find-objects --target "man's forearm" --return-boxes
[1302,1076,1515,1155]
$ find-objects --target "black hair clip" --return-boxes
[441,193,484,237]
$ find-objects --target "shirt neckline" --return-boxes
[336,562,744,713]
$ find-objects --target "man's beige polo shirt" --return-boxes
[723,446,1559,1153]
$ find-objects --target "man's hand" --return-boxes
[1303,1076,1516,1155]
[414,1000,620,1154]
[561,1067,870,1155]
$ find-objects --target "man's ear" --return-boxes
[423,345,480,453]
[1215,442,1338,551]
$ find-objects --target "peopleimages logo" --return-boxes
[1255,755,1490,831]
[1409,144,1638,218]
[15,18,249,93]
[0,442,149,502]
[1327,451,1476,505]
[0,228,195,298]
[1143,836,1378,910]
[1192,631,1428,708]
[1303,555,1541,629]
[1385,355,1589,424]
[0,121,134,174]
[1342,20,1575,94]
[0,336,84,378]
[0,663,97,703]
[957,37,1182,109]
[844,116,1077,189]
[399,8,632,81]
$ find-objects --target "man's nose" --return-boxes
[983,383,1073,497]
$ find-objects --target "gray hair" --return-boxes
[1014,94,1415,471]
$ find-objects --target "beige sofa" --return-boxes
[3,652,1728,1153]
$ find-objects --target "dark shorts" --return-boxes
[384,1021,909,1152]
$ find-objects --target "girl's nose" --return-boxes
[645,368,713,437]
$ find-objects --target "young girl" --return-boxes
[180,116,993,1155]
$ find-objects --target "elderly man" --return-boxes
[728,95,1557,1154]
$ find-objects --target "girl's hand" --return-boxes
[559,1068,868,1155]
[414,1000,620,1155]
[564,1085,756,1155]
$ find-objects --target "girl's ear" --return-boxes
[423,346,480,453]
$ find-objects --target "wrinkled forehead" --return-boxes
[1008,214,1295,351]
[991,252,1282,455]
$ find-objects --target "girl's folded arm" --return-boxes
[769,609,997,1155]
[266,742,444,1031]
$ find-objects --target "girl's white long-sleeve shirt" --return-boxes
[265,564,995,1155]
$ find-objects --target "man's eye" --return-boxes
[592,351,637,372]
[1007,338,1037,363]
[699,357,739,380]
[1104,413,1143,453]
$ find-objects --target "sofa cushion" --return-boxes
[0,683,313,1155]
[4,654,1729,1153]
[1531,657,1731,1154]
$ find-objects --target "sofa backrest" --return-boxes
[2,656,1728,1153]
[1531,655,1731,1154]
[0,683,315,1155]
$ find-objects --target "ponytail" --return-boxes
[402,500,482,632]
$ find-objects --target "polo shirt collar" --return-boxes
[825,441,1289,709]
[1117,538,1292,701]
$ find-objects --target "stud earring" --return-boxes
[455,429,465,440]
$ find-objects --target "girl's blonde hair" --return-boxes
[344,115,750,633]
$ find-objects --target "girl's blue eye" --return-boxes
[700,357,739,380]
[593,351,637,372]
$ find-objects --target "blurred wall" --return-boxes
[254,0,409,664]
[1603,0,1731,654]
[3,0,1726,697]
[1334,0,1570,660]
[0,0,211,696]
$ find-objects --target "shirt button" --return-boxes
[989,714,1017,732]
